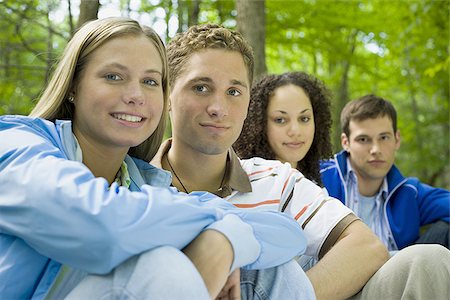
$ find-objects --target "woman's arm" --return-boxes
[0,116,306,274]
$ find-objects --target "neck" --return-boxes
[163,140,227,194]
[75,134,127,185]
[353,171,383,197]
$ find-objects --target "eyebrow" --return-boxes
[273,108,312,114]
[102,62,162,75]
[187,76,248,89]
[354,131,393,138]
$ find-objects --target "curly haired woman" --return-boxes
[234,71,333,186]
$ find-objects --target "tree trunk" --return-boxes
[188,0,201,26]
[67,0,74,35]
[236,0,266,81]
[77,0,99,29]
[332,29,358,152]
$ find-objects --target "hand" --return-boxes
[215,268,241,300]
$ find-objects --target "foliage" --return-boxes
[264,0,449,188]
[0,0,70,115]
[0,0,448,188]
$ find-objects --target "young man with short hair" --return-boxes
[153,23,450,299]
[321,94,449,250]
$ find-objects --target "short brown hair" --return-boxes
[341,94,397,137]
[167,24,254,88]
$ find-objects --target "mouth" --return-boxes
[200,123,230,135]
[283,142,304,148]
[112,113,144,123]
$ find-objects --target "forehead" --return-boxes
[268,84,312,112]
[87,35,162,70]
[178,49,249,85]
[349,115,395,137]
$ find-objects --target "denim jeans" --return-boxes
[241,260,315,299]
[416,220,449,249]
[65,246,210,299]
[63,247,315,300]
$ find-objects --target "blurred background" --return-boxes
[0,0,448,188]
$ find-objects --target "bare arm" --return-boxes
[183,230,234,299]
[306,220,389,300]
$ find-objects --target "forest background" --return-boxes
[1,0,449,189]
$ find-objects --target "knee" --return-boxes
[138,246,199,275]
[394,244,450,273]
[128,247,209,298]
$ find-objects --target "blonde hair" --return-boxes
[30,17,169,161]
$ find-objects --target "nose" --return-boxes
[206,94,228,119]
[123,82,145,105]
[370,141,381,154]
[287,122,301,137]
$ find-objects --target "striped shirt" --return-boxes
[152,140,357,260]
[227,156,356,259]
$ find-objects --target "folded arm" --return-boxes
[0,116,306,275]
[307,219,389,300]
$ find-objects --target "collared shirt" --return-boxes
[151,139,252,198]
[345,158,397,250]
[153,139,356,259]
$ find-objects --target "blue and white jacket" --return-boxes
[320,150,450,250]
[0,115,307,299]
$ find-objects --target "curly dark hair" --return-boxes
[233,72,333,186]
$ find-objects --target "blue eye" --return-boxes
[143,79,158,86]
[227,89,241,96]
[105,74,121,81]
[194,85,208,93]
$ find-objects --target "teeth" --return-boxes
[113,114,142,122]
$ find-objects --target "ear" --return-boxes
[68,84,77,100]
[395,130,401,150]
[341,133,350,152]
[67,89,76,104]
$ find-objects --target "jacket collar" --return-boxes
[55,119,171,190]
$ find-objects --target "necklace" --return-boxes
[165,154,227,194]
[166,154,189,193]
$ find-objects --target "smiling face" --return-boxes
[169,49,250,156]
[266,84,315,168]
[342,115,400,185]
[71,34,164,155]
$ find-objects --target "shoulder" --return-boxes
[1,115,54,128]
[320,158,338,172]
[0,115,62,146]
[240,157,294,177]
[401,176,449,196]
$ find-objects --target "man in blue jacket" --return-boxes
[321,94,449,251]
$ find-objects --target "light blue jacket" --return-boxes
[0,115,307,299]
